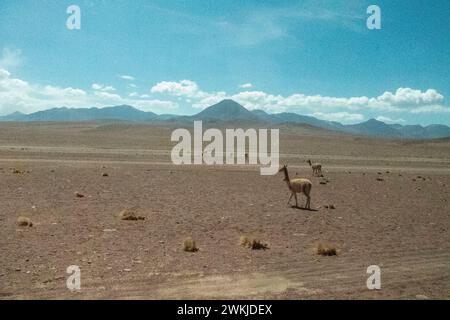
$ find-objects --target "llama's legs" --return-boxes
[306,196,311,209]
[288,193,293,204]
[294,193,298,207]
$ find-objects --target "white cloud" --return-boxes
[133,99,179,111]
[312,112,364,123]
[376,88,443,107]
[119,75,135,81]
[0,69,178,115]
[0,48,23,69]
[151,80,205,98]
[92,83,116,92]
[151,80,227,109]
[239,83,253,89]
[94,91,122,101]
[375,116,406,124]
[43,85,87,97]
[1,70,449,123]
[410,105,450,114]
[150,79,450,119]
[0,68,11,79]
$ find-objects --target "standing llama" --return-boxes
[307,159,322,176]
[278,165,312,209]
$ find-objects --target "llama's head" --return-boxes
[278,165,288,180]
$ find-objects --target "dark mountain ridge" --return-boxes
[1,100,449,139]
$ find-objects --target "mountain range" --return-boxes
[1,99,449,139]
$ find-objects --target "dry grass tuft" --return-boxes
[118,208,145,221]
[17,216,33,227]
[240,235,269,250]
[316,242,337,256]
[183,237,198,252]
[11,168,30,174]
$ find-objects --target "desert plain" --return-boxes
[0,121,449,299]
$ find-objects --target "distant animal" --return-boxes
[278,165,312,209]
[307,159,322,176]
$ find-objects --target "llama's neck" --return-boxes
[283,168,291,189]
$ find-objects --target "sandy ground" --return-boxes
[0,122,449,299]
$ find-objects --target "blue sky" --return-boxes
[0,0,449,125]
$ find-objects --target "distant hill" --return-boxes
[0,111,28,121]
[0,105,157,122]
[1,100,449,139]
[192,99,260,122]
[344,119,402,138]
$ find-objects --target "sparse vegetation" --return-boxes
[316,242,337,256]
[17,216,33,227]
[118,208,145,221]
[183,237,198,252]
[240,235,269,250]
[11,168,29,174]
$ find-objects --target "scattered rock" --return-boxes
[74,192,85,198]
[415,294,429,300]
[102,173,109,177]
[376,178,384,181]
[324,204,336,209]
[319,181,327,185]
